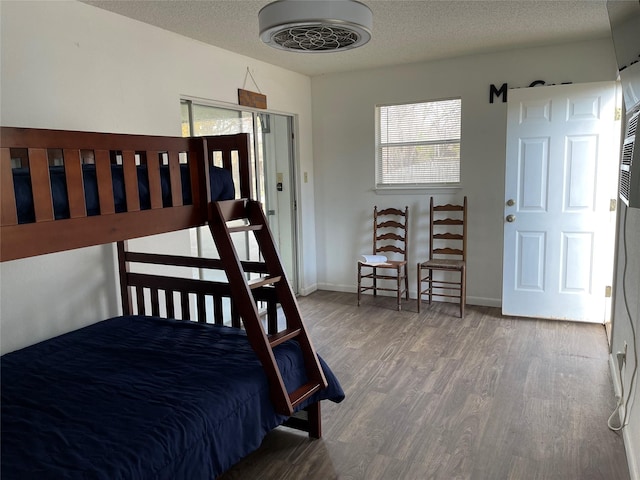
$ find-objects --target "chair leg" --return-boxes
[460,265,466,318]
[416,263,421,313]
[372,267,377,297]
[428,268,433,305]
[357,263,362,306]
[404,265,409,300]
[396,266,402,311]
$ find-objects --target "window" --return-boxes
[376,98,461,187]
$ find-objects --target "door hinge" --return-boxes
[605,285,612,298]
[610,198,617,212]
[615,108,622,121]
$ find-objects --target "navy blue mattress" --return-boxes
[12,163,235,224]
[1,316,345,479]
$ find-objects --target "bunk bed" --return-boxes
[0,126,345,479]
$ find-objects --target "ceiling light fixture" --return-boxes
[258,0,373,53]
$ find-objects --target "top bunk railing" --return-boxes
[202,134,253,203]
[0,127,252,262]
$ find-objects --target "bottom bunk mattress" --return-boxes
[1,315,345,479]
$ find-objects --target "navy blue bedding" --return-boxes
[1,316,345,479]
[12,163,235,223]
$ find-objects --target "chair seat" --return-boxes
[359,259,406,268]
[420,259,464,270]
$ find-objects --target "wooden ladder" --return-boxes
[208,199,328,416]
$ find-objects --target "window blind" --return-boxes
[377,99,461,185]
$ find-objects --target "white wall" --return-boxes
[1,1,637,474]
[611,204,640,478]
[0,0,317,353]
[311,39,619,306]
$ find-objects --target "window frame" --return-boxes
[375,97,462,191]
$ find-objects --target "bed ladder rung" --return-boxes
[208,198,328,417]
[268,327,302,347]
[227,224,263,233]
[290,382,323,408]
[247,275,281,289]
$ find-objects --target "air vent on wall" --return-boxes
[620,106,640,208]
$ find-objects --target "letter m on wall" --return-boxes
[490,83,508,103]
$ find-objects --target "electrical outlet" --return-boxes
[616,351,626,370]
[616,342,628,371]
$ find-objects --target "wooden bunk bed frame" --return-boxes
[0,126,281,329]
[1,127,246,261]
[0,126,341,478]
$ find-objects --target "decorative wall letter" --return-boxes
[490,83,508,103]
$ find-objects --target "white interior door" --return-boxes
[502,82,620,322]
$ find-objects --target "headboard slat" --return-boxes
[213,297,223,325]
[146,151,163,210]
[197,294,206,323]
[136,287,145,315]
[166,290,176,318]
[181,292,190,320]
[1,148,18,226]
[122,150,140,212]
[168,151,183,207]
[29,148,55,222]
[190,147,205,213]
[95,149,116,215]
[63,149,87,219]
[150,288,160,317]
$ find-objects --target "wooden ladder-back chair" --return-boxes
[357,206,409,311]
[417,197,467,317]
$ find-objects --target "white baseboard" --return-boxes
[316,283,355,293]
[466,296,501,308]
[314,283,501,308]
[297,283,318,296]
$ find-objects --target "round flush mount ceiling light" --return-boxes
[259,0,373,53]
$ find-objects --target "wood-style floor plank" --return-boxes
[219,291,630,480]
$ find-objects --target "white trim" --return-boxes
[374,185,462,195]
[466,296,501,308]
[180,94,294,118]
[316,283,354,293]
[298,283,318,296]
[316,283,502,308]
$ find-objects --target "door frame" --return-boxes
[180,97,300,293]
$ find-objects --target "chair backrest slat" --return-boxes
[373,205,409,261]
[429,196,467,262]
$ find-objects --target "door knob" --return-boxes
[506,214,516,223]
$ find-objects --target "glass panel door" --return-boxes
[181,100,298,294]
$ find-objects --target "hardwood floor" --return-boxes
[219,291,630,480]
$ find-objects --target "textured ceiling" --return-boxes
[82,0,614,77]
